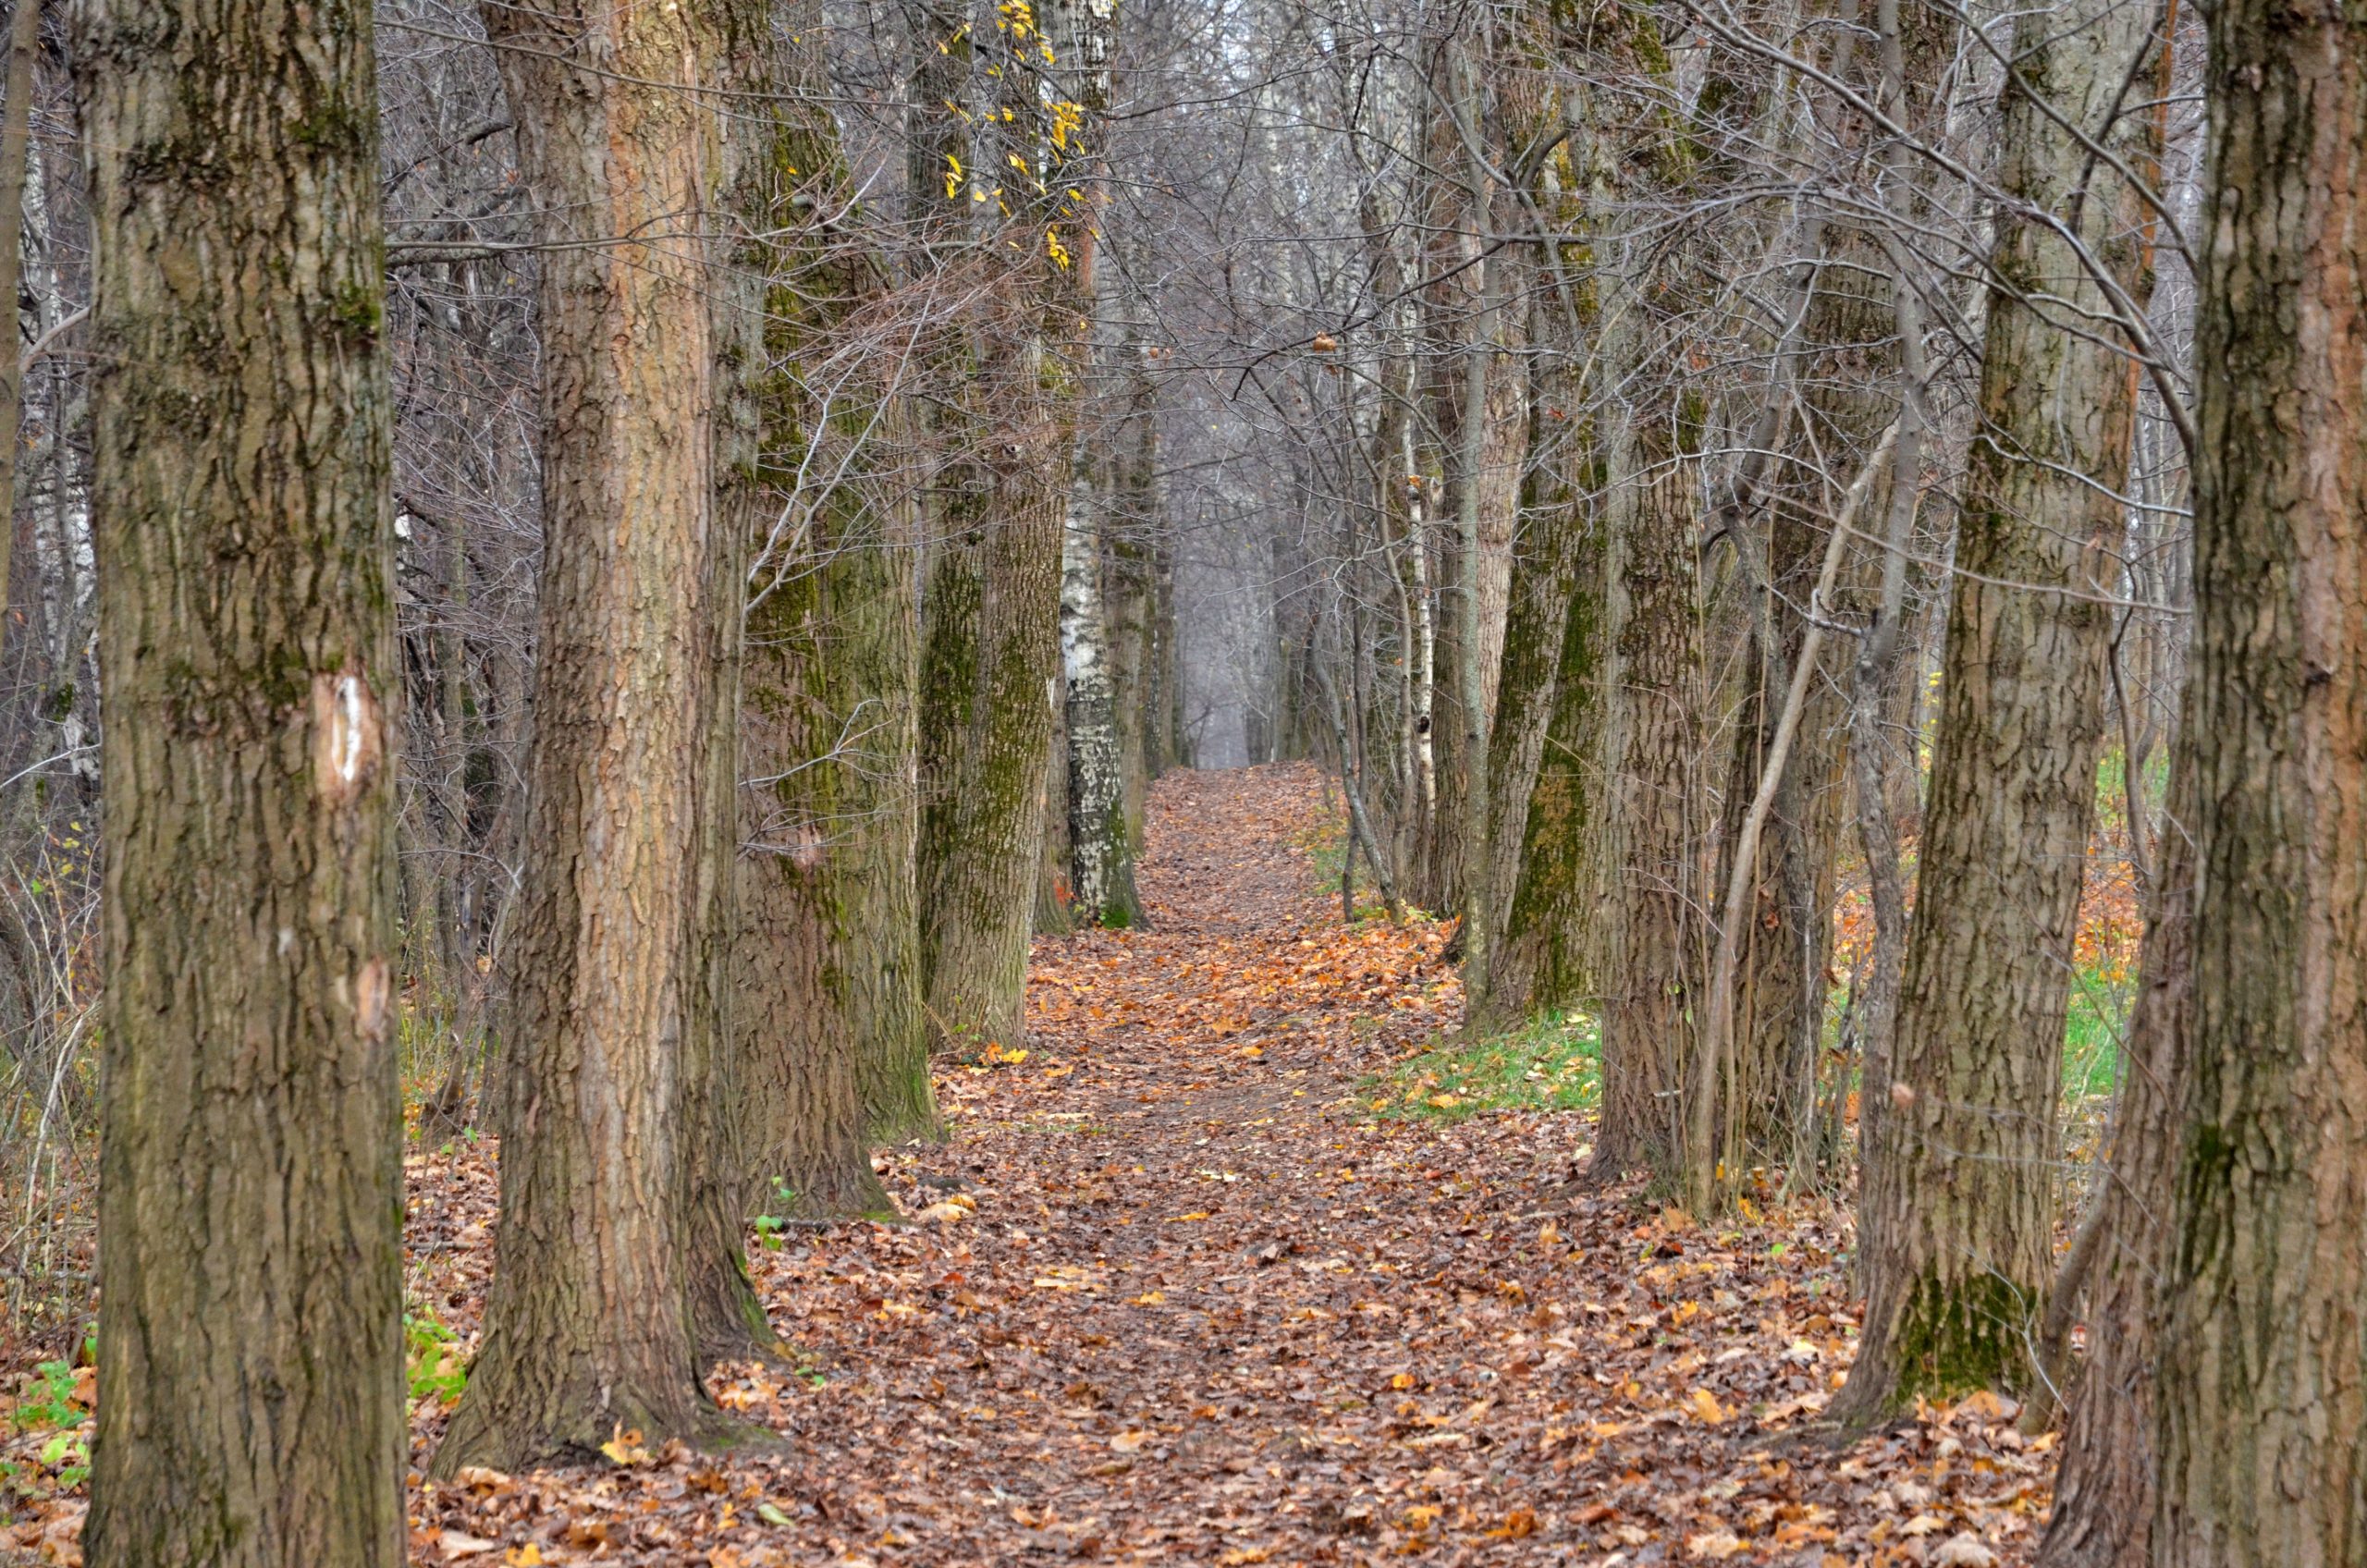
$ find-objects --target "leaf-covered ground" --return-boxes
[4,764,2059,1566]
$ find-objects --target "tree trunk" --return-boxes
[0,0,42,642]
[730,0,936,1221]
[1479,287,1586,1023]
[920,448,1065,1051]
[1062,463,1147,927]
[79,0,404,1551]
[1106,312,1158,843]
[2036,747,2194,1568]
[1494,530,1606,1017]
[1833,0,2154,1422]
[918,0,1108,1046]
[1598,415,1704,1181]
[2149,0,2367,1550]
[1447,36,1502,1008]
[433,0,742,1470]
[1060,195,1146,932]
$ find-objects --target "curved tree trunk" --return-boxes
[79,0,404,1551]
[1833,0,2154,1423]
[2150,0,2367,1552]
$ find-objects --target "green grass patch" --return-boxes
[1365,1010,1600,1122]
[2063,969,2128,1107]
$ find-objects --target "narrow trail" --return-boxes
[396,766,2054,1566]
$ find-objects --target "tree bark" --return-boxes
[2149,0,2367,1550]
[79,0,404,1551]
[1598,415,1704,1181]
[730,0,936,1223]
[433,0,744,1470]
[1494,532,1605,1017]
[1833,0,2154,1422]
[917,0,1107,1050]
[1062,461,1147,927]
[2035,750,2193,1568]
[919,424,1065,1054]
[0,0,43,640]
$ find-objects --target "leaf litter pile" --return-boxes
[2,764,2058,1566]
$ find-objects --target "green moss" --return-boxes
[333,279,381,338]
[1676,388,1711,455]
[1889,1271,2033,1406]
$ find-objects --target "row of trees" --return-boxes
[73,0,1188,1555]
[1196,0,2361,1560]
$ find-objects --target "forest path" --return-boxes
[399,765,2056,1566]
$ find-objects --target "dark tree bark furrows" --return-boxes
[435,0,738,1471]
[919,467,1065,1053]
[1600,429,1705,1181]
[1833,0,2154,1424]
[2151,0,2367,1554]
[80,0,404,1550]
[730,1,936,1219]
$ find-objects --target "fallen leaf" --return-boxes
[439,1531,501,1562]
[1486,1508,1540,1539]
[598,1424,649,1465]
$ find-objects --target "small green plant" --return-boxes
[404,1310,467,1408]
[1365,1011,1601,1123]
[39,1431,87,1490]
[752,1178,801,1248]
[10,1360,80,1434]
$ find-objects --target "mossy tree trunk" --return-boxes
[729,0,936,1224]
[919,390,1067,1047]
[1832,0,2154,1423]
[79,0,405,1551]
[2150,0,2367,1551]
[433,0,747,1471]
[1494,533,1605,1017]
[916,0,1108,1049]
[1478,319,1585,1023]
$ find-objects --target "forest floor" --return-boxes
[2,764,2059,1567]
